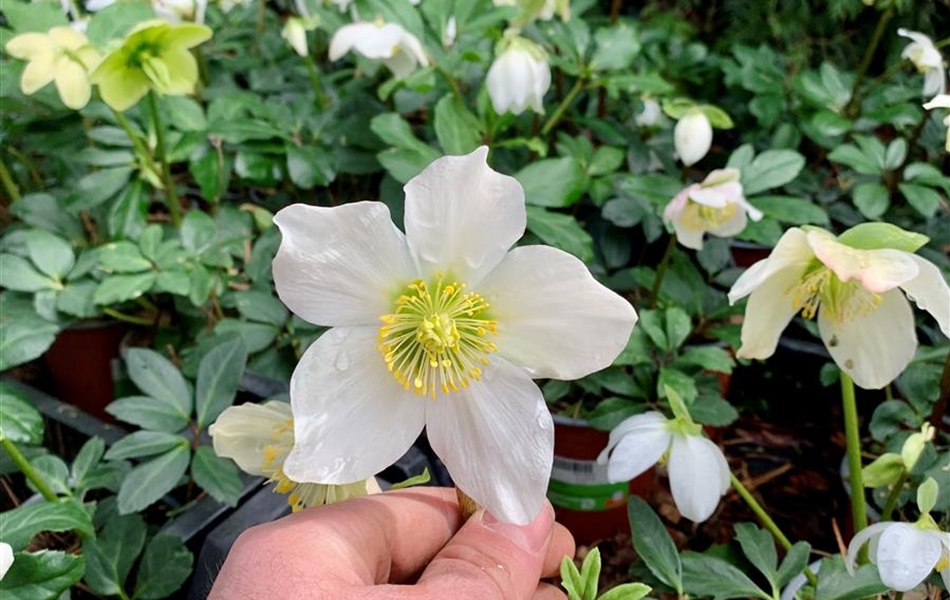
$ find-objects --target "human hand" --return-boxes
[208,487,575,600]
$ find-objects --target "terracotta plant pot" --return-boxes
[548,414,654,545]
[44,320,127,421]
[729,240,772,268]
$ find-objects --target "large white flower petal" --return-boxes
[0,542,12,581]
[477,245,637,380]
[808,232,919,294]
[426,357,553,525]
[329,22,405,61]
[601,417,670,483]
[924,67,946,98]
[283,327,427,484]
[729,227,813,303]
[210,400,292,475]
[875,523,942,592]
[272,202,415,327]
[845,522,891,573]
[667,435,729,522]
[404,147,526,285]
[602,410,669,450]
[900,254,950,338]
[818,289,916,390]
[735,266,803,360]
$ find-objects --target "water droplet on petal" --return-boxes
[334,350,350,371]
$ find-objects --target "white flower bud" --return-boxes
[486,37,551,115]
[674,110,713,166]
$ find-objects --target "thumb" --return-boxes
[414,502,558,600]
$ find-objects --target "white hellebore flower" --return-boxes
[923,94,950,153]
[282,17,317,57]
[674,109,713,166]
[273,147,637,524]
[0,542,12,581]
[663,168,762,251]
[898,28,946,98]
[728,224,950,390]
[636,97,662,127]
[598,411,729,523]
[210,400,380,510]
[846,522,950,592]
[486,36,551,115]
[328,20,428,79]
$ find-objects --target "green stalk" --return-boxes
[0,156,21,203]
[650,234,677,308]
[730,473,818,586]
[146,92,183,228]
[844,6,893,118]
[304,56,329,108]
[540,78,584,136]
[879,469,908,521]
[840,371,869,562]
[102,307,154,326]
[2,438,58,502]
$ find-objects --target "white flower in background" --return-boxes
[924,94,950,153]
[846,522,950,591]
[493,0,569,21]
[4,26,101,110]
[598,405,729,523]
[898,28,945,98]
[486,36,551,115]
[443,16,457,47]
[154,0,206,23]
[282,17,318,57]
[0,542,12,581]
[636,97,662,127]
[272,147,637,524]
[728,225,950,389]
[674,109,713,166]
[663,168,762,251]
[329,0,353,11]
[211,401,380,510]
[328,20,429,79]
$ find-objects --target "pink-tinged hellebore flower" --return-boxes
[663,168,762,251]
[674,110,713,166]
[898,28,945,99]
[598,410,729,523]
[728,224,950,389]
[210,401,380,510]
[486,36,551,115]
[846,522,950,592]
[924,94,950,153]
[272,147,637,524]
[328,20,428,79]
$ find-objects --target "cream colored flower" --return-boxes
[674,110,713,166]
[328,20,428,79]
[211,400,380,510]
[5,26,100,109]
[924,94,950,153]
[486,36,551,115]
[898,29,945,98]
[663,168,762,250]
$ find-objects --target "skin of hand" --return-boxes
[208,487,576,600]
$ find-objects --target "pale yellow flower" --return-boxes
[5,26,100,109]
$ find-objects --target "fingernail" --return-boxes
[481,503,553,552]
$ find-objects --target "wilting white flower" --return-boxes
[598,411,729,522]
[273,147,637,524]
[663,168,762,251]
[282,17,318,57]
[328,20,428,79]
[728,225,950,389]
[846,522,950,592]
[211,400,380,510]
[924,94,950,153]
[636,97,662,127]
[898,28,946,98]
[674,110,713,166]
[486,36,551,115]
[0,542,12,581]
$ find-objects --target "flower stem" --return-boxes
[303,56,329,108]
[730,473,818,586]
[0,156,21,203]
[102,307,154,326]
[1,438,58,502]
[146,92,183,228]
[879,469,908,521]
[541,78,585,136]
[844,6,893,118]
[456,488,479,521]
[928,347,950,430]
[840,371,869,561]
[650,234,677,308]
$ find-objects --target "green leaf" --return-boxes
[0,499,95,551]
[180,210,217,254]
[851,183,889,220]
[657,367,697,403]
[190,150,231,203]
[689,395,739,426]
[107,179,148,240]
[664,307,692,351]
[0,382,43,444]
[578,546,601,600]
[70,437,106,491]
[0,254,57,292]
[516,157,587,208]
[434,95,483,154]
[99,241,152,273]
[214,319,280,353]
[837,223,928,253]
[191,445,243,506]
[734,523,779,589]
[68,167,133,211]
[389,467,432,490]
[627,497,682,593]
[560,555,584,600]
[775,542,811,588]
[2,0,69,32]
[195,337,248,428]
[827,144,881,176]
[591,23,641,71]
[681,552,771,600]
[898,183,940,218]
[587,397,645,431]
[124,348,193,417]
[376,147,440,183]
[82,514,147,596]
[749,195,828,226]
[0,550,84,600]
[85,0,155,45]
[598,583,652,600]
[674,346,734,374]
[0,305,60,370]
[24,230,74,281]
[287,145,334,190]
[701,105,734,129]
[117,444,190,514]
[740,150,805,195]
[861,452,903,487]
[93,272,157,304]
[105,431,188,461]
[617,173,683,207]
[814,555,888,600]
[525,207,594,262]
[588,146,626,176]
[134,534,194,600]
[106,395,190,433]
[230,290,288,326]
[370,113,432,152]
[56,281,99,318]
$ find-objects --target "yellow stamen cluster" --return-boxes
[378,274,498,399]
[681,202,738,230]
[790,265,881,324]
[261,418,331,511]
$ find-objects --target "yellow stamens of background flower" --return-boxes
[378,274,497,398]
[681,202,737,230]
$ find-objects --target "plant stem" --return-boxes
[730,473,818,586]
[844,6,893,118]
[303,56,329,108]
[102,307,154,326]
[146,92,183,227]
[880,470,908,521]
[0,156,21,203]
[840,371,868,561]
[1,438,58,502]
[650,234,677,308]
[929,347,950,431]
[112,109,153,166]
[540,78,584,136]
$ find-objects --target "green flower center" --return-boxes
[790,264,881,323]
[681,202,737,230]
[378,274,498,398]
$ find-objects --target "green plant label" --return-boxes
[547,456,629,512]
